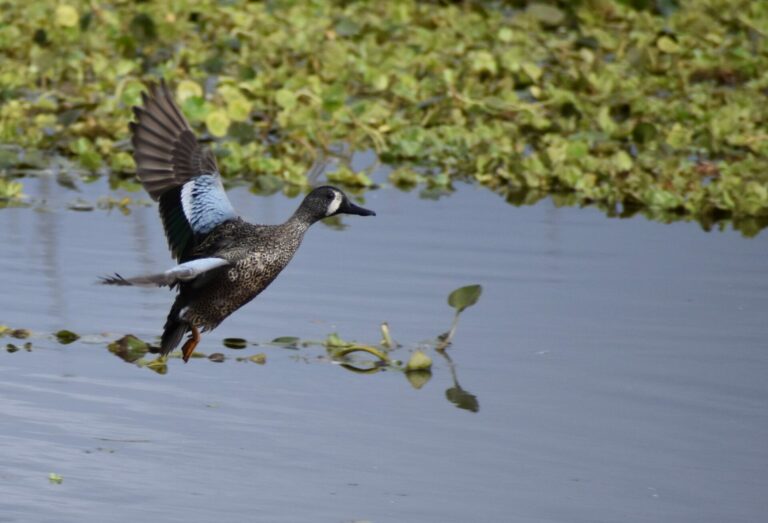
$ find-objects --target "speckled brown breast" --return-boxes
[179,218,307,331]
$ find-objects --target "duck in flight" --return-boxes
[102,82,375,362]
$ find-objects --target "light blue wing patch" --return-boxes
[180,174,237,235]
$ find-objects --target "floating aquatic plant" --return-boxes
[0,1,764,233]
[6,284,481,410]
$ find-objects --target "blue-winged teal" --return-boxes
[103,82,375,362]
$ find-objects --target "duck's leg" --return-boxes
[181,325,200,363]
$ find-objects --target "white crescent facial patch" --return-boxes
[326,190,343,216]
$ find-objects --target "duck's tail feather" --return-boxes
[161,297,189,356]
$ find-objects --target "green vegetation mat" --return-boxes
[1,1,766,234]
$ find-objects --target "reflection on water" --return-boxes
[438,350,479,413]
[1,173,767,523]
[99,295,482,415]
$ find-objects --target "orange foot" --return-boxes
[181,325,200,363]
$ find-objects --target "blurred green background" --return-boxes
[0,0,766,234]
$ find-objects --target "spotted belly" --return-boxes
[182,252,286,331]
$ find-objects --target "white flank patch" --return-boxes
[326,190,343,216]
[165,257,229,282]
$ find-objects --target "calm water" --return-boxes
[0,171,766,523]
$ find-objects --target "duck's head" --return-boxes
[299,185,376,222]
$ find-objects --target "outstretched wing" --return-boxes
[100,257,230,288]
[130,81,236,261]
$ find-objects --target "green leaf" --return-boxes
[612,150,634,172]
[657,35,680,54]
[205,110,230,137]
[222,338,247,349]
[275,89,296,110]
[271,336,300,346]
[11,329,30,339]
[48,473,63,484]
[108,335,149,363]
[447,284,483,313]
[405,350,432,371]
[632,122,658,143]
[249,353,267,364]
[527,3,565,26]
[226,96,252,122]
[55,5,78,28]
[129,13,157,42]
[55,330,79,345]
[470,51,498,75]
[176,80,203,103]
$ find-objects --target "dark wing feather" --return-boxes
[158,187,194,261]
[130,80,218,199]
[130,80,236,261]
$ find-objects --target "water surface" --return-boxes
[1,173,766,522]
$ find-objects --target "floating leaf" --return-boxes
[632,122,658,143]
[327,165,373,188]
[129,13,157,42]
[275,89,296,110]
[48,473,63,484]
[226,96,253,122]
[527,3,565,26]
[0,179,24,200]
[108,335,149,363]
[271,336,300,347]
[55,330,79,344]
[249,353,267,364]
[208,353,226,362]
[405,350,432,371]
[176,80,203,103]
[55,5,78,27]
[223,338,247,349]
[447,285,483,313]
[205,110,230,137]
[11,329,30,339]
[657,35,681,54]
